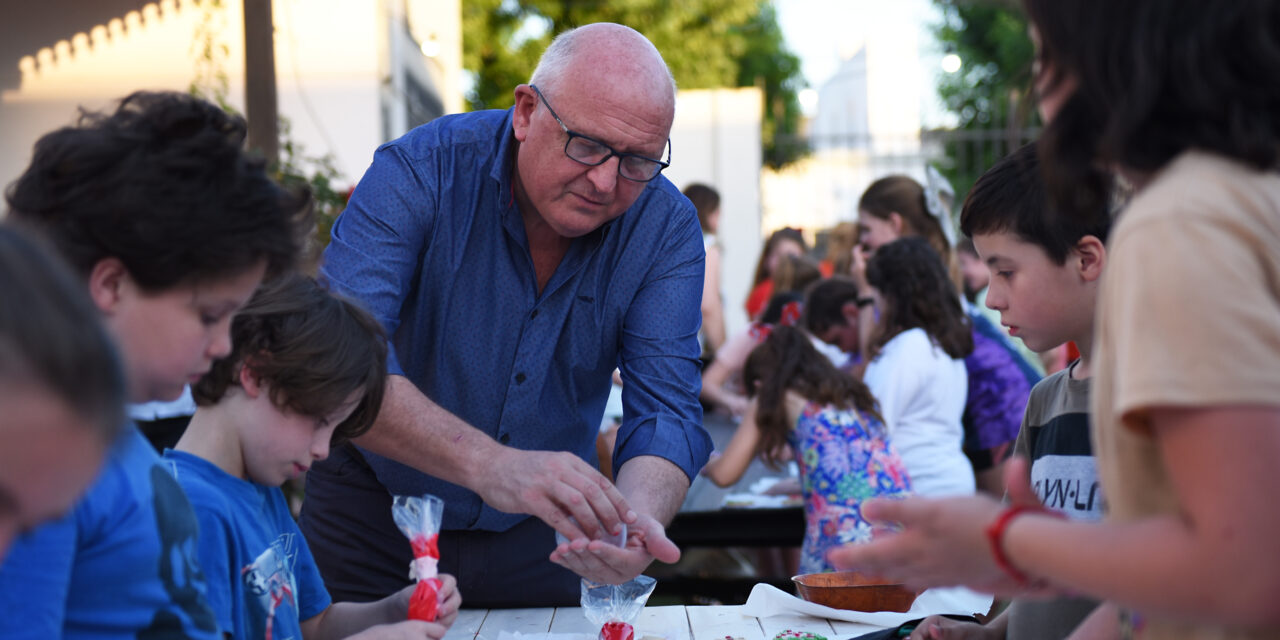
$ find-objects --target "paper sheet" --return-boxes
[741,583,992,628]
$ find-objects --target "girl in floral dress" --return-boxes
[701,325,912,573]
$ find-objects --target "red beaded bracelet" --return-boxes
[984,504,1064,588]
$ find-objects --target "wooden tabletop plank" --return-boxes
[755,612,836,640]
[478,607,557,637]
[444,609,490,640]
[635,605,694,640]
[685,605,765,640]
[549,607,598,634]
[826,619,888,638]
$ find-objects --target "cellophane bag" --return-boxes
[581,575,657,640]
[392,494,445,621]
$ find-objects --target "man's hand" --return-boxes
[827,457,1047,595]
[549,512,680,584]
[474,447,636,541]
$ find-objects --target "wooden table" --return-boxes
[443,606,888,640]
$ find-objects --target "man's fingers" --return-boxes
[546,456,633,541]
[636,517,680,564]
[538,499,589,540]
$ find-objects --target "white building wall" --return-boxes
[0,0,457,191]
[666,87,763,339]
[762,21,930,240]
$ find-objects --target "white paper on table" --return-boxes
[721,493,794,509]
[497,628,686,640]
[498,632,593,640]
[742,583,992,628]
[749,477,784,494]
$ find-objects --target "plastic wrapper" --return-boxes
[580,575,657,640]
[392,494,445,621]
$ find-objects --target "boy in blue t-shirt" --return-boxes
[0,91,309,639]
[0,226,126,559]
[166,274,460,640]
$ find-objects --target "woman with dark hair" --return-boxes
[861,237,975,497]
[852,174,1042,495]
[744,227,806,319]
[832,2,1280,637]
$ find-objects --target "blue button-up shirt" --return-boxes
[321,108,712,532]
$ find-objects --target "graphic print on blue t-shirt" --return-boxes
[243,535,304,639]
[140,466,219,638]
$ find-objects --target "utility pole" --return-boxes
[243,0,278,166]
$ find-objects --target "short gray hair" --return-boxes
[530,24,677,96]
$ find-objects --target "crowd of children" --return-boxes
[5,1,1280,638]
[0,92,457,639]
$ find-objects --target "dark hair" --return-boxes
[771,253,823,295]
[859,175,952,266]
[865,237,973,360]
[742,325,881,467]
[5,91,311,291]
[802,276,860,336]
[1023,0,1280,218]
[0,224,126,440]
[682,183,721,233]
[760,291,804,325]
[960,142,1112,264]
[193,273,388,446]
[751,227,807,287]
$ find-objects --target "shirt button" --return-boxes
[530,309,539,319]
[515,372,527,384]
[499,433,511,444]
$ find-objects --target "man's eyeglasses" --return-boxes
[529,84,671,182]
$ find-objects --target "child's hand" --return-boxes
[436,573,461,627]
[906,615,994,640]
[390,575,461,627]
[851,244,870,291]
[346,620,450,639]
[699,451,722,476]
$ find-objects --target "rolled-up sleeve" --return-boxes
[320,144,434,376]
[613,205,713,481]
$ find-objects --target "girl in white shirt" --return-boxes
[862,237,975,497]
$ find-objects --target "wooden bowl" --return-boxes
[792,571,919,613]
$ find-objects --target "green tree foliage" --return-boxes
[932,0,1036,201]
[462,0,807,168]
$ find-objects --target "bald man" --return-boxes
[301,23,712,607]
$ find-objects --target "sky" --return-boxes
[774,0,952,126]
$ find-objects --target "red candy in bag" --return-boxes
[581,575,656,640]
[393,495,445,622]
[600,621,635,640]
